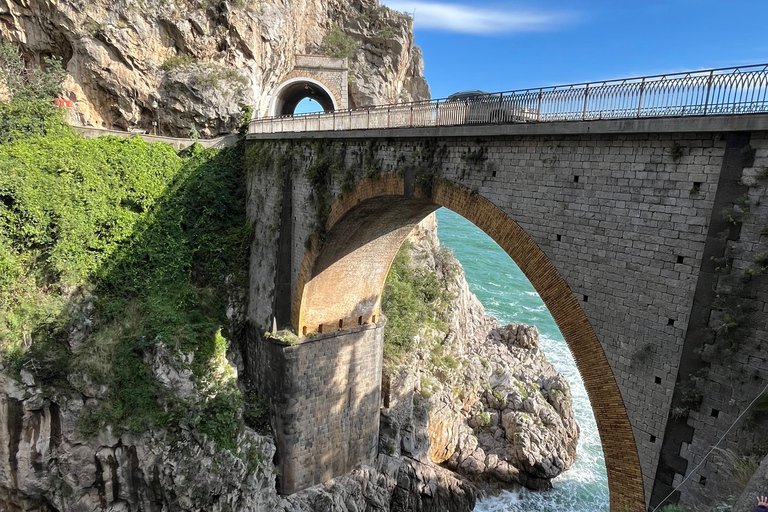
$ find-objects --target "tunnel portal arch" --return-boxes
[269,77,339,117]
[292,174,646,512]
[267,55,349,117]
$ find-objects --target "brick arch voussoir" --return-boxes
[430,179,646,512]
[291,174,405,330]
[292,174,645,511]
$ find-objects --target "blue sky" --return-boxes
[382,0,768,100]
[293,1,768,113]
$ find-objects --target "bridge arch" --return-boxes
[292,174,645,511]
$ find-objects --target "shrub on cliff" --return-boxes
[0,42,69,143]
[0,42,66,101]
[0,67,252,449]
[381,241,450,361]
[322,27,358,59]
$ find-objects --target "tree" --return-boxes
[0,42,69,143]
[0,42,66,100]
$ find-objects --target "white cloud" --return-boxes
[382,1,572,35]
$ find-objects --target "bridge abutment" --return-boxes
[254,322,385,494]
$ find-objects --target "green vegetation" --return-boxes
[0,44,257,455]
[161,54,196,71]
[264,329,299,345]
[194,63,249,92]
[0,43,69,145]
[669,142,685,162]
[680,378,703,409]
[381,241,451,361]
[419,375,437,398]
[0,43,66,101]
[322,28,358,59]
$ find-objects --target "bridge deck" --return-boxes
[250,63,768,136]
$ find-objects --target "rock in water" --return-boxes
[382,214,579,491]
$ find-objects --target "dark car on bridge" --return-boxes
[445,90,537,124]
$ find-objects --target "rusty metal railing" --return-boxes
[249,64,768,135]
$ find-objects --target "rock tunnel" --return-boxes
[269,77,339,117]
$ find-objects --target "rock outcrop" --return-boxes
[0,361,282,512]
[0,0,429,137]
[734,453,768,512]
[379,217,579,492]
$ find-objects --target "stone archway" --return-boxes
[267,55,349,117]
[292,174,646,512]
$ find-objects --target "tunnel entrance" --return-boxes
[269,77,338,117]
[266,56,349,117]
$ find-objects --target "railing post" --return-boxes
[410,104,414,127]
[582,84,589,121]
[537,89,542,122]
[367,109,370,129]
[436,102,440,126]
[387,107,391,128]
[333,111,336,131]
[637,78,646,118]
[703,70,714,115]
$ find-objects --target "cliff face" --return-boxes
[0,0,429,137]
[0,348,283,512]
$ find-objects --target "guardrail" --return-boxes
[249,64,768,135]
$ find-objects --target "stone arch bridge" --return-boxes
[244,66,768,511]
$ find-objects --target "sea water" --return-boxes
[435,208,610,512]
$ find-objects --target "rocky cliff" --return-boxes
[380,217,579,491]
[0,0,429,137]
[0,213,579,512]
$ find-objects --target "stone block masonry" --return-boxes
[263,322,384,495]
[245,115,768,509]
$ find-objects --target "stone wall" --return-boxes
[654,131,768,509]
[294,55,349,111]
[259,323,385,495]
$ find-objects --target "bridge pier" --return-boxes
[254,322,385,494]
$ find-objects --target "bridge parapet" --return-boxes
[251,63,768,134]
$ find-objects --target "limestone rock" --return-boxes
[387,214,580,492]
[283,455,477,512]
[731,453,768,512]
[0,0,430,137]
[0,352,281,512]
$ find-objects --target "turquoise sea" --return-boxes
[435,208,609,512]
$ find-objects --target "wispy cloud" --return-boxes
[382,1,573,35]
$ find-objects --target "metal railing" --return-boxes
[249,64,768,135]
